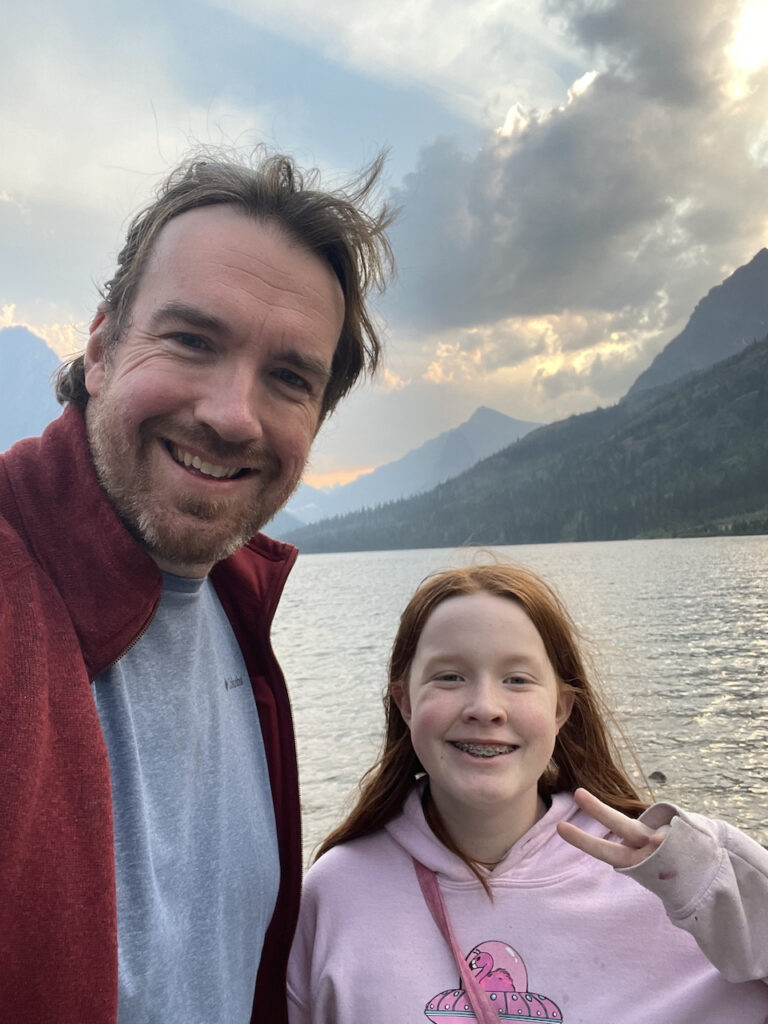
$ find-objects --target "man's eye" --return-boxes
[169,333,209,350]
[274,367,311,391]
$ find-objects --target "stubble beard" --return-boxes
[85,396,302,573]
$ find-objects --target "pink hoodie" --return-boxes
[288,786,768,1024]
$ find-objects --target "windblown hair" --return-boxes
[317,563,649,881]
[55,147,396,419]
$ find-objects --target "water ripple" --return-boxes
[273,536,768,866]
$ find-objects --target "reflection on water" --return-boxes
[272,536,768,867]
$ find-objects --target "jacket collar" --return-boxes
[0,404,297,678]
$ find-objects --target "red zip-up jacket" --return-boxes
[0,404,302,1023]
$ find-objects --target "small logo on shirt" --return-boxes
[224,676,245,691]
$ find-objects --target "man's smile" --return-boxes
[167,442,250,480]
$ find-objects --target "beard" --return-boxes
[86,396,302,574]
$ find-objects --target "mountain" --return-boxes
[269,406,541,533]
[276,481,332,525]
[284,334,768,552]
[0,327,62,451]
[262,505,306,538]
[628,248,768,395]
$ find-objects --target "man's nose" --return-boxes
[194,367,263,444]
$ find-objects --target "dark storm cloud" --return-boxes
[385,0,768,336]
[556,0,735,106]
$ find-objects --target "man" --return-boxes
[0,151,393,1023]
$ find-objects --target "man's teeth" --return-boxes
[452,742,517,758]
[171,445,241,479]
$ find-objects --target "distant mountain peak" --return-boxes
[267,405,542,535]
[285,335,768,553]
[1,326,63,451]
[465,405,512,424]
[628,248,768,395]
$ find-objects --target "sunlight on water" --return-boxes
[272,536,768,867]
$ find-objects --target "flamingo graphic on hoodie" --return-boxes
[424,938,563,1022]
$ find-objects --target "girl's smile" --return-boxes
[450,741,518,757]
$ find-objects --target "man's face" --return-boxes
[84,206,344,577]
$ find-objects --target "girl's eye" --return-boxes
[504,676,527,686]
[436,672,463,683]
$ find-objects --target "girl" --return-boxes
[287,564,768,1023]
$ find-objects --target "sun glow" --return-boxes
[303,466,375,489]
[729,0,768,72]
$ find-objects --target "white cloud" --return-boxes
[411,306,659,410]
[568,68,599,98]
[384,0,768,357]
[210,0,583,126]
[0,305,17,329]
[0,3,278,330]
[0,305,81,359]
[376,367,409,392]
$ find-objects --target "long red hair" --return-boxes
[317,563,649,872]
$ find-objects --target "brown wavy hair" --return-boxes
[55,147,395,421]
[317,563,649,880]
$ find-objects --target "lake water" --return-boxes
[271,536,768,867]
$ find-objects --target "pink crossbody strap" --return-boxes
[412,858,500,1024]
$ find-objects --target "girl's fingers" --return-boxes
[557,820,656,868]
[559,788,668,867]
[556,821,640,867]
[573,787,654,848]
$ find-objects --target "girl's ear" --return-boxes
[391,681,412,727]
[555,688,574,732]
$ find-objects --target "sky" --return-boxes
[2,0,767,486]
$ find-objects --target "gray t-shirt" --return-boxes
[92,572,279,1024]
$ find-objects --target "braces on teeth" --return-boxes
[452,742,516,757]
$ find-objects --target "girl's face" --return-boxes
[395,590,572,844]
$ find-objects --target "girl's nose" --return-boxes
[463,679,507,722]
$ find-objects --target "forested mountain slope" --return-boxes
[628,248,768,394]
[286,335,768,552]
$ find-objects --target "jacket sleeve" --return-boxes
[619,803,768,984]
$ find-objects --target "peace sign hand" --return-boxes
[557,788,668,869]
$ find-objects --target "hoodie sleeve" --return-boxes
[618,803,768,985]
[287,854,348,1024]
[286,886,316,1024]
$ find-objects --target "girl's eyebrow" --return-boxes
[420,652,542,672]
[503,656,541,671]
